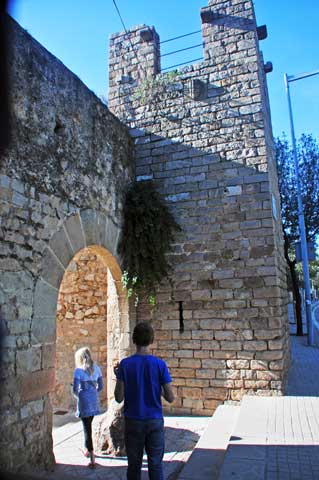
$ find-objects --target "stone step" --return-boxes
[176,404,240,480]
[218,395,269,480]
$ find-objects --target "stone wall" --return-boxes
[0,15,134,473]
[108,0,290,415]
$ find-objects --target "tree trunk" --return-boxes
[93,399,126,456]
[284,234,303,336]
[289,261,303,336]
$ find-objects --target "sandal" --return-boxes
[81,448,90,458]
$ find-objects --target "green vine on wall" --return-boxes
[118,180,181,305]
[132,70,179,107]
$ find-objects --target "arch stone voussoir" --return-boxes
[63,212,86,254]
[103,217,121,259]
[78,208,121,261]
[40,247,65,290]
[49,223,74,269]
[95,211,107,246]
[80,209,99,246]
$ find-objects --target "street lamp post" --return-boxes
[284,69,319,346]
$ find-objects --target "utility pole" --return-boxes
[284,69,319,346]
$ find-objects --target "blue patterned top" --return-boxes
[73,364,103,418]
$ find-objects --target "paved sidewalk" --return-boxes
[34,413,209,480]
[287,335,319,396]
[218,395,319,480]
[217,335,319,480]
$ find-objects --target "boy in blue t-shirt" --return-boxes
[114,322,175,480]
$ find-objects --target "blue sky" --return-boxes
[9,0,319,140]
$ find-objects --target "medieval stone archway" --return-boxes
[31,209,133,466]
[52,245,127,413]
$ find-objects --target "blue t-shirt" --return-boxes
[116,354,172,420]
[73,364,103,418]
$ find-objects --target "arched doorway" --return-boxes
[27,210,134,470]
[52,245,131,413]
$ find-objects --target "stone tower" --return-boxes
[108,0,290,415]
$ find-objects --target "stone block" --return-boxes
[215,330,237,341]
[181,359,202,371]
[255,350,283,360]
[210,376,235,387]
[49,225,74,268]
[104,217,120,256]
[251,360,268,370]
[192,330,215,340]
[64,212,86,254]
[214,350,237,359]
[268,338,284,350]
[21,368,55,402]
[170,368,195,378]
[254,329,281,340]
[201,359,226,369]
[216,369,241,380]
[181,387,202,399]
[16,347,41,374]
[211,289,233,300]
[199,319,225,329]
[220,341,242,351]
[269,360,284,371]
[186,378,210,388]
[226,360,250,369]
[196,369,216,379]
[40,247,65,289]
[42,343,56,369]
[243,340,267,351]
[256,370,281,381]
[95,212,108,246]
[191,289,211,300]
[80,209,99,246]
[32,280,58,343]
[20,399,44,419]
[182,398,203,409]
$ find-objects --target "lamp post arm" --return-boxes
[287,69,319,83]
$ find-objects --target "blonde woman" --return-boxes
[73,347,103,468]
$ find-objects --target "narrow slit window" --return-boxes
[178,301,184,333]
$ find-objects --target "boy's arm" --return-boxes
[113,361,124,403]
[114,379,124,403]
[162,383,175,403]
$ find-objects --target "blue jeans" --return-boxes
[125,417,164,480]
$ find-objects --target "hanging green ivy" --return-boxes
[132,70,179,107]
[118,180,181,305]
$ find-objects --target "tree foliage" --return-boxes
[118,180,181,305]
[275,134,319,334]
[276,134,319,244]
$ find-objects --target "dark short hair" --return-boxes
[132,322,154,346]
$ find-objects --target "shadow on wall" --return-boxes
[132,126,288,407]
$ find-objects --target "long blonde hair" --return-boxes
[75,347,94,376]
